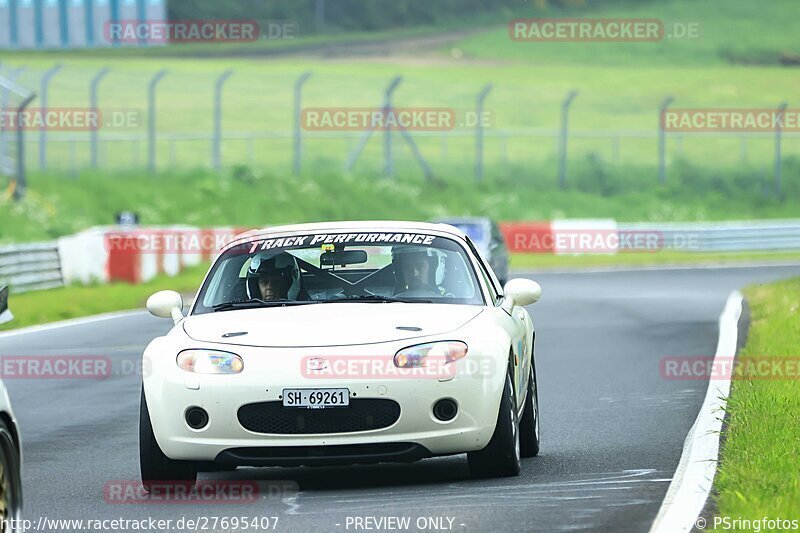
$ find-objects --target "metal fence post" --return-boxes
[383,76,403,178]
[39,64,63,170]
[0,67,26,168]
[658,96,674,185]
[315,0,325,30]
[346,76,432,181]
[558,90,578,189]
[293,71,312,176]
[475,83,492,182]
[212,69,234,171]
[774,102,787,197]
[89,67,110,168]
[13,93,37,202]
[147,69,168,174]
[345,75,401,173]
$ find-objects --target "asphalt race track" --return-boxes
[2,265,797,533]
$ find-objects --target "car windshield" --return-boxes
[193,231,485,314]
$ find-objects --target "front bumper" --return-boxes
[143,339,506,463]
[215,442,432,467]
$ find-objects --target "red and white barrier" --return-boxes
[58,228,110,285]
[103,226,250,284]
[500,219,619,255]
[551,219,619,255]
[55,226,250,286]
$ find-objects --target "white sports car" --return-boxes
[140,221,541,487]
[0,287,23,528]
[0,380,22,528]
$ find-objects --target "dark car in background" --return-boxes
[435,218,510,284]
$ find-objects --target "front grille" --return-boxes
[238,399,401,434]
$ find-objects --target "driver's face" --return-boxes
[258,275,289,300]
[399,257,431,289]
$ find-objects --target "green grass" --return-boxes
[1,0,798,177]
[17,11,506,59]
[0,262,209,331]
[510,251,800,270]
[454,0,800,66]
[2,159,800,244]
[714,278,800,518]
[0,0,799,245]
[6,55,798,173]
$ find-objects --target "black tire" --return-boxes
[140,389,197,491]
[0,419,22,532]
[519,367,540,457]
[468,370,521,478]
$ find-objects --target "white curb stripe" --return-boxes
[650,290,744,533]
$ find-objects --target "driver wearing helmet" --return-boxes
[391,246,445,296]
[247,252,304,301]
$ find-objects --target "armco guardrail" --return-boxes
[619,220,800,252]
[500,219,800,254]
[0,241,64,293]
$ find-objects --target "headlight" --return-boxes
[177,350,244,374]
[394,341,468,368]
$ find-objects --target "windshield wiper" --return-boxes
[321,295,433,304]
[212,299,318,312]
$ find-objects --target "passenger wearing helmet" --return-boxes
[392,246,444,296]
[246,252,304,301]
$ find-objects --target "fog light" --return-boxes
[185,406,209,430]
[432,399,458,422]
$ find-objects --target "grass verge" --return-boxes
[714,277,800,516]
[3,159,800,244]
[0,263,209,332]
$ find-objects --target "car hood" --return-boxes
[183,303,484,348]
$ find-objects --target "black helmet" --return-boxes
[246,252,301,300]
[391,245,441,289]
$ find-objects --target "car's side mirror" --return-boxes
[502,279,542,311]
[147,290,184,324]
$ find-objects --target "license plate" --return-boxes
[282,388,350,409]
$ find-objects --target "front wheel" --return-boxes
[140,389,198,491]
[0,419,22,532]
[468,371,521,478]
